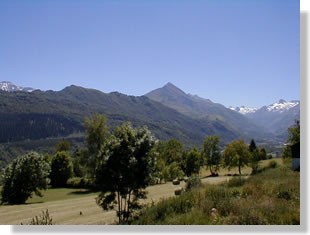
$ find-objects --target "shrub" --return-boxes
[268,160,278,169]
[185,175,201,191]
[67,177,94,189]
[24,209,54,225]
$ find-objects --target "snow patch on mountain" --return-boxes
[0,81,34,92]
[229,106,257,115]
[266,99,299,113]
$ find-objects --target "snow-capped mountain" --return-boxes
[229,106,257,115]
[265,99,299,113]
[0,81,34,92]
[229,99,300,139]
[230,99,299,115]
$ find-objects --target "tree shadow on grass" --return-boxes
[67,189,98,195]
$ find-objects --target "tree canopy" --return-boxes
[95,122,156,224]
[202,136,221,176]
[223,140,251,175]
[1,152,50,204]
[84,114,109,177]
[50,151,73,188]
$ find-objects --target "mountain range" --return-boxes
[230,99,300,139]
[0,81,299,148]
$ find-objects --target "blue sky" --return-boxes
[0,0,299,108]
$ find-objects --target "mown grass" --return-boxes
[133,162,299,225]
[26,188,97,204]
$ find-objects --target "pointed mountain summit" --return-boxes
[145,83,270,141]
[145,82,187,105]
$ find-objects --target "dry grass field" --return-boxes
[0,159,283,225]
[0,177,233,224]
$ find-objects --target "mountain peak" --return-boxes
[0,81,34,92]
[161,82,186,95]
[266,99,299,113]
[278,99,286,104]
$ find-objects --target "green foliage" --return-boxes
[249,139,257,152]
[162,162,184,181]
[55,140,71,152]
[1,152,50,204]
[72,148,89,177]
[185,175,201,191]
[288,120,300,144]
[283,120,300,158]
[66,177,94,189]
[249,149,261,174]
[95,122,156,224]
[152,139,185,182]
[268,160,278,169]
[202,135,221,175]
[162,139,184,165]
[84,114,109,178]
[181,147,203,177]
[50,151,73,188]
[223,139,251,175]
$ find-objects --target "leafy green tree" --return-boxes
[162,139,184,165]
[162,162,184,181]
[223,140,251,175]
[72,148,87,177]
[259,148,267,160]
[1,152,50,204]
[84,114,109,177]
[283,120,300,158]
[249,139,257,153]
[50,151,73,187]
[55,139,71,152]
[95,122,156,224]
[249,149,261,174]
[202,136,221,176]
[288,120,300,144]
[182,147,203,177]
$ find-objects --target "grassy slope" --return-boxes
[133,162,299,225]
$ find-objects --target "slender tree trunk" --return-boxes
[117,192,121,224]
[238,165,241,175]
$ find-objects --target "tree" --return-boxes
[55,139,71,152]
[50,151,73,187]
[1,152,50,204]
[202,136,221,176]
[84,114,109,177]
[95,122,156,224]
[182,147,203,177]
[162,139,184,165]
[288,120,300,144]
[249,149,261,174]
[223,140,251,175]
[249,139,257,153]
[259,148,267,160]
[283,120,300,158]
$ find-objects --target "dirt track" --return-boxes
[0,176,231,225]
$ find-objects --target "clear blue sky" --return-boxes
[0,0,299,108]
